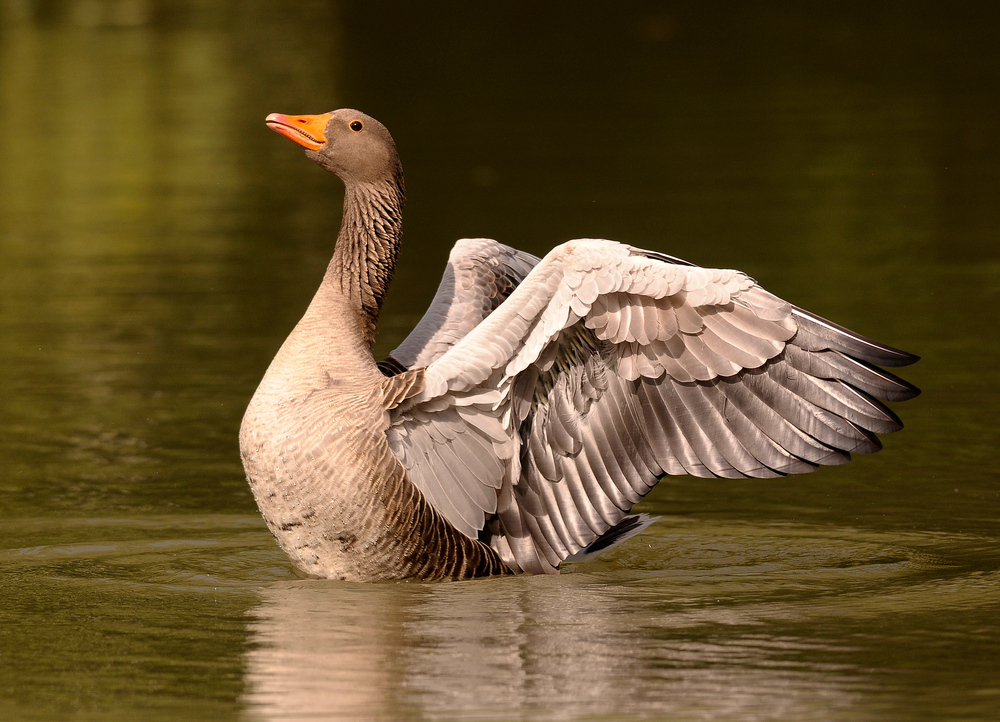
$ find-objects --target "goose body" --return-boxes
[240,109,919,581]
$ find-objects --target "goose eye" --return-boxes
[350,121,364,132]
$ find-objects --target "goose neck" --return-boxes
[325,178,404,347]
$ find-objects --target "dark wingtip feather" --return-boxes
[861,363,922,401]
[842,355,921,401]
[563,514,659,564]
[377,355,408,377]
[791,306,920,368]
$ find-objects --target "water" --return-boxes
[1,1,999,719]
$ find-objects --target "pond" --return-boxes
[1,2,998,719]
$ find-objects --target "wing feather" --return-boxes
[783,344,919,402]
[718,376,849,469]
[576,416,639,513]
[522,504,567,567]
[697,381,791,477]
[595,381,661,494]
[543,466,593,549]
[671,380,768,477]
[637,377,717,477]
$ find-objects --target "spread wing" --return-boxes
[385,238,919,572]
[384,238,538,371]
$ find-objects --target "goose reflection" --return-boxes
[242,575,870,720]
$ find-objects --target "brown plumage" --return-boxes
[240,109,919,581]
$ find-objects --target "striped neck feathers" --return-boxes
[326,176,405,348]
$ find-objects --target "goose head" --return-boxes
[265,108,402,187]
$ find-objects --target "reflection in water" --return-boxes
[245,522,959,720]
[245,580,867,720]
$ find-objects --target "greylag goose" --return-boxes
[241,109,919,582]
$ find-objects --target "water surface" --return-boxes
[1,2,998,720]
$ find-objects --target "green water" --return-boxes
[1,2,998,719]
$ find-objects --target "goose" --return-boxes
[240,109,919,582]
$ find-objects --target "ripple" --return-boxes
[0,515,294,588]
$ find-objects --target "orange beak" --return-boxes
[265,112,332,151]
